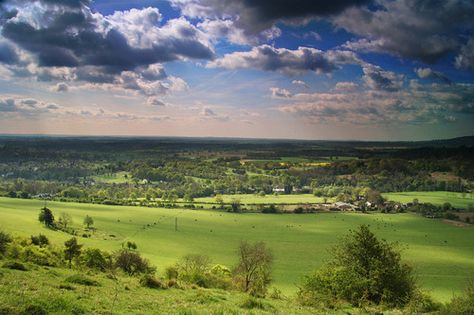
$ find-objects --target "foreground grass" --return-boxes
[0,265,322,315]
[0,197,473,302]
[382,191,474,209]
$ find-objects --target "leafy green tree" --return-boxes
[58,212,73,229]
[64,237,82,268]
[114,249,153,276]
[39,207,54,227]
[299,225,416,307]
[30,234,49,247]
[83,215,94,229]
[231,198,241,213]
[234,241,273,297]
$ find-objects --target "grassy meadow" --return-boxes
[193,194,328,204]
[0,197,473,302]
[383,191,474,209]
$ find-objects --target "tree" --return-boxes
[39,207,54,227]
[58,212,73,229]
[30,234,49,247]
[114,249,153,276]
[83,215,94,229]
[64,237,82,268]
[299,225,416,307]
[234,241,273,297]
[126,241,137,250]
[183,192,194,202]
[231,198,241,213]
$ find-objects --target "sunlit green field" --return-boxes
[91,171,132,184]
[0,197,473,302]
[193,194,329,204]
[383,191,474,209]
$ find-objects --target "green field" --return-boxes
[383,191,474,209]
[193,194,329,204]
[0,197,473,302]
[91,171,132,184]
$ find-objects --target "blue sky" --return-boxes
[0,0,473,140]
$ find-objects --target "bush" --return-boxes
[65,274,100,286]
[0,231,12,256]
[404,289,441,313]
[81,248,110,271]
[298,225,417,308]
[22,304,47,315]
[165,265,179,280]
[30,234,49,248]
[441,278,474,315]
[114,249,154,276]
[2,261,27,271]
[140,274,165,289]
[21,245,59,266]
[240,296,268,310]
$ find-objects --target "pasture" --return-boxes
[193,194,328,204]
[0,197,473,302]
[383,191,474,209]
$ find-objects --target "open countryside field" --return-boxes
[193,194,329,204]
[383,191,474,209]
[1,197,473,302]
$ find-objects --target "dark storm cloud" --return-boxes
[173,0,372,34]
[0,40,18,64]
[337,0,474,64]
[0,1,214,71]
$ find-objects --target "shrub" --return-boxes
[298,225,416,308]
[233,241,273,297]
[240,296,268,310]
[21,244,59,266]
[140,274,165,289]
[2,261,27,271]
[0,231,12,257]
[30,234,49,248]
[22,304,47,315]
[114,249,154,276]
[177,254,211,286]
[165,265,179,280]
[81,248,110,271]
[65,274,100,286]
[404,289,441,314]
[441,278,474,315]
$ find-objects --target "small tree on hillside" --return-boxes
[234,241,273,297]
[83,215,94,229]
[58,212,73,229]
[299,224,416,307]
[64,237,82,268]
[39,207,55,227]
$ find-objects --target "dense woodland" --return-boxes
[1,136,472,206]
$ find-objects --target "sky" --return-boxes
[0,0,473,141]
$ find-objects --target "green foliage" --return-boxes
[114,249,153,276]
[30,234,49,248]
[80,248,110,271]
[2,261,27,271]
[0,231,12,256]
[65,274,100,286]
[140,274,165,289]
[83,215,94,229]
[441,278,474,315]
[299,225,416,308]
[234,241,273,297]
[38,207,54,227]
[165,265,179,280]
[64,237,82,268]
